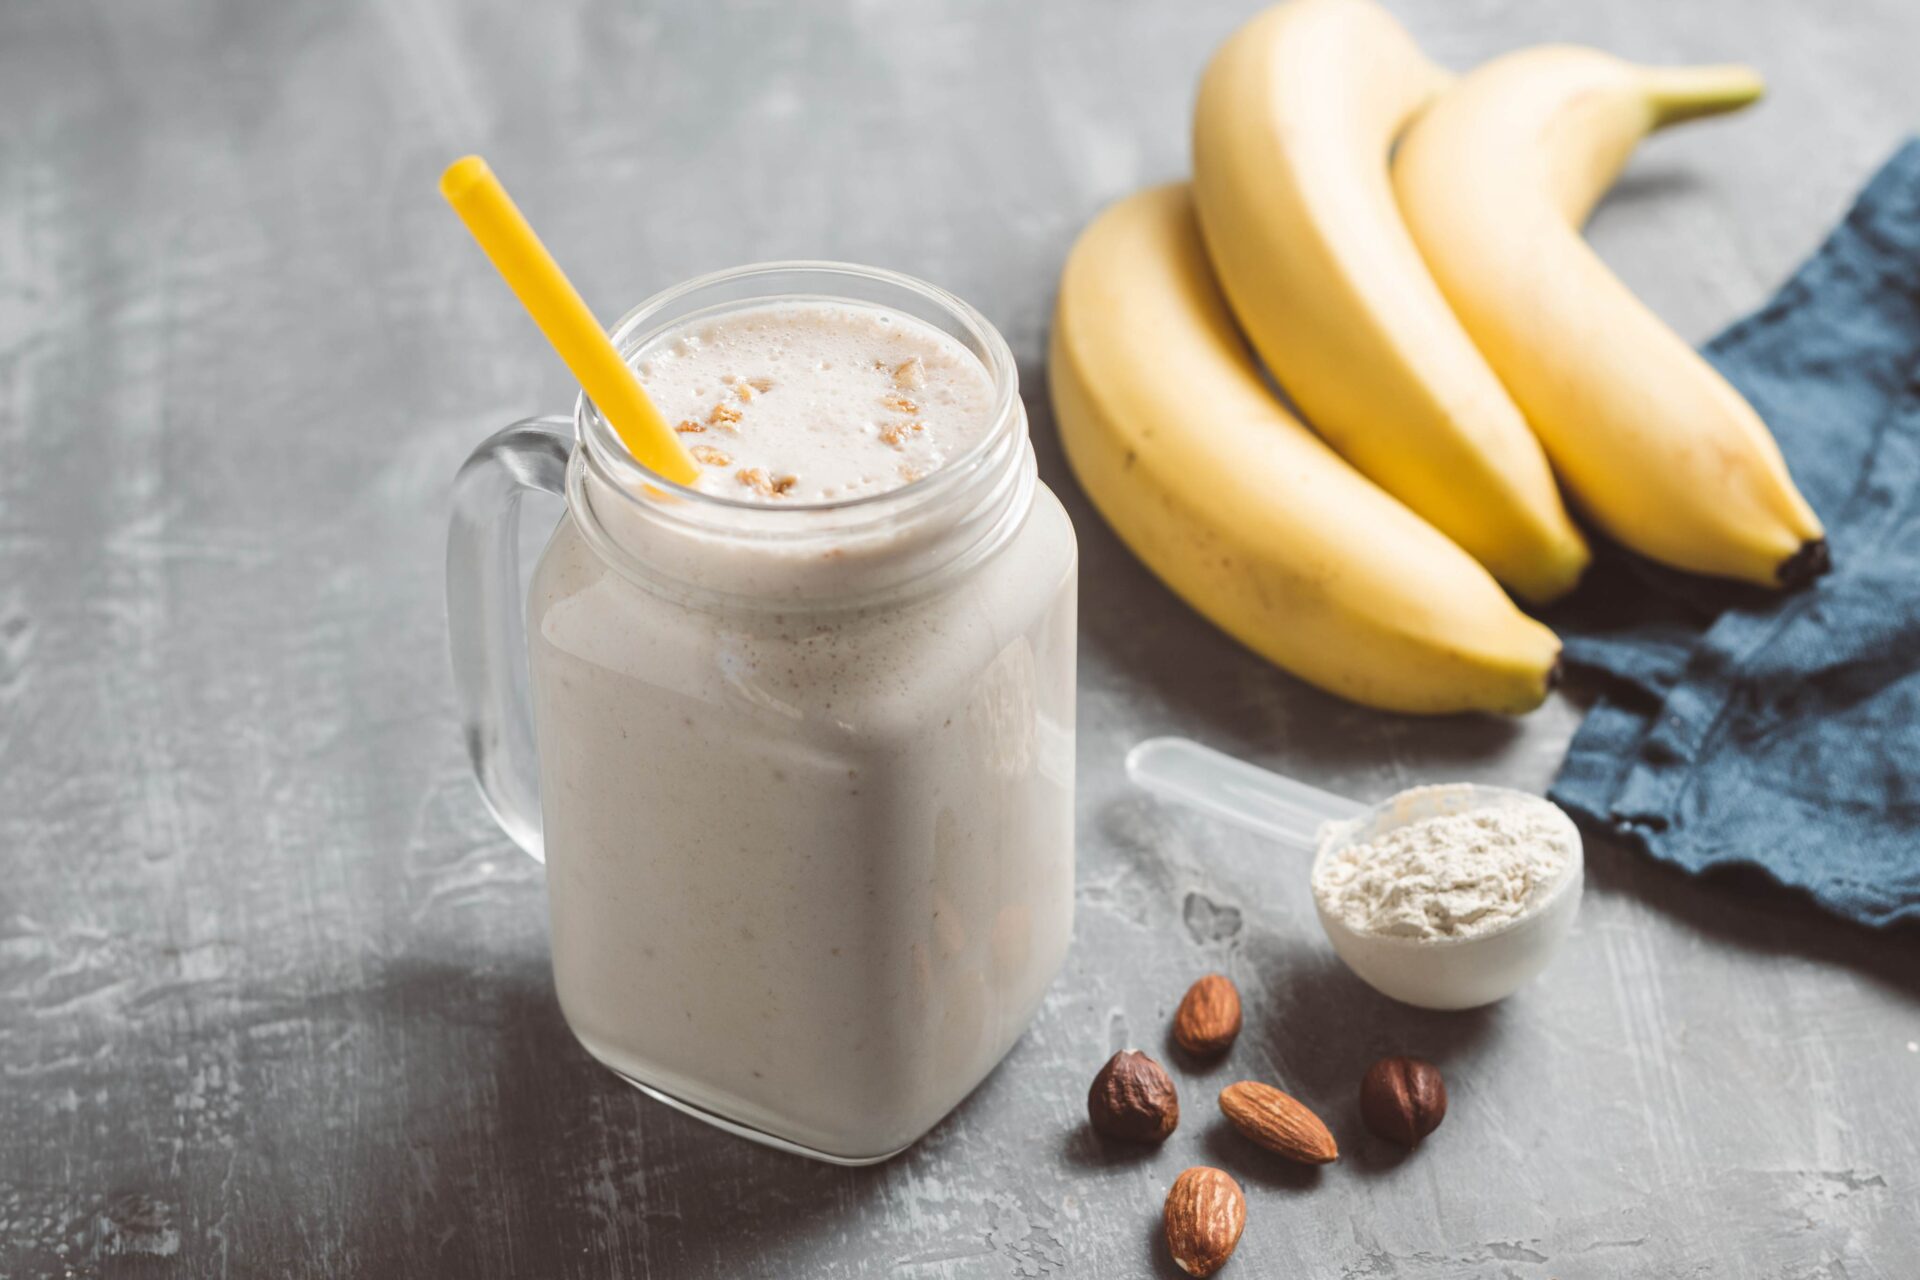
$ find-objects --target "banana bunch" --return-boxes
[1051,0,1826,715]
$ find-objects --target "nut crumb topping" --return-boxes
[643,310,991,503]
[891,357,926,391]
[736,468,799,498]
[879,420,926,447]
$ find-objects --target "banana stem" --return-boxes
[1641,64,1765,128]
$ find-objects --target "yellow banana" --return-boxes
[1050,184,1561,715]
[1192,0,1590,605]
[1393,47,1828,587]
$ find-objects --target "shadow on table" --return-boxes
[1590,162,1709,226]
[1230,928,1500,1177]
[349,957,899,1278]
[1578,825,1920,1001]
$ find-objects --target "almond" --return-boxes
[1172,973,1242,1056]
[1163,1166,1245,1277]
[1218,1080,1338,1164]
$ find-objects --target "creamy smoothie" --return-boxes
[639,302,998,503]
[524,292,1077,1160]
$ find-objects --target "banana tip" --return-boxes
[1644,64,1766,126]
[1778,537,1831,590]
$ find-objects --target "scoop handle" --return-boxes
[1125,737,1366,854]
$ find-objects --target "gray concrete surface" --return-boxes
[2,0,1917,1276]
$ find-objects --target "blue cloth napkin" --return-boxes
[1549,140,1920,929]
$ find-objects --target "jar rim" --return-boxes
[562,261,1036,612]
[574,260,1024,528]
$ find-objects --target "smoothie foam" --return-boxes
[637,302,998,504]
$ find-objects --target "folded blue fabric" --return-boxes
[1550,139,1920,929]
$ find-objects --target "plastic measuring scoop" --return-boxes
[1126,737,1583,1010]
[439,156,699,486]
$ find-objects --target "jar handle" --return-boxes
[446,416,572,862]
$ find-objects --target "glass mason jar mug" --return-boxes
[446,263,1078,1164]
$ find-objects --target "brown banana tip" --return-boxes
[1545,657,1564,694]
[1778,537,1832,590]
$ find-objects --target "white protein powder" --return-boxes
[1312,801,1574,941]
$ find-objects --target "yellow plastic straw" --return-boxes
[439,156,698,485]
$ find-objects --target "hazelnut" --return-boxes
[1359,1056,1447,1146]
[1088,1049,1179,1143]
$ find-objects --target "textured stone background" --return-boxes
[2,0,1916,1275]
